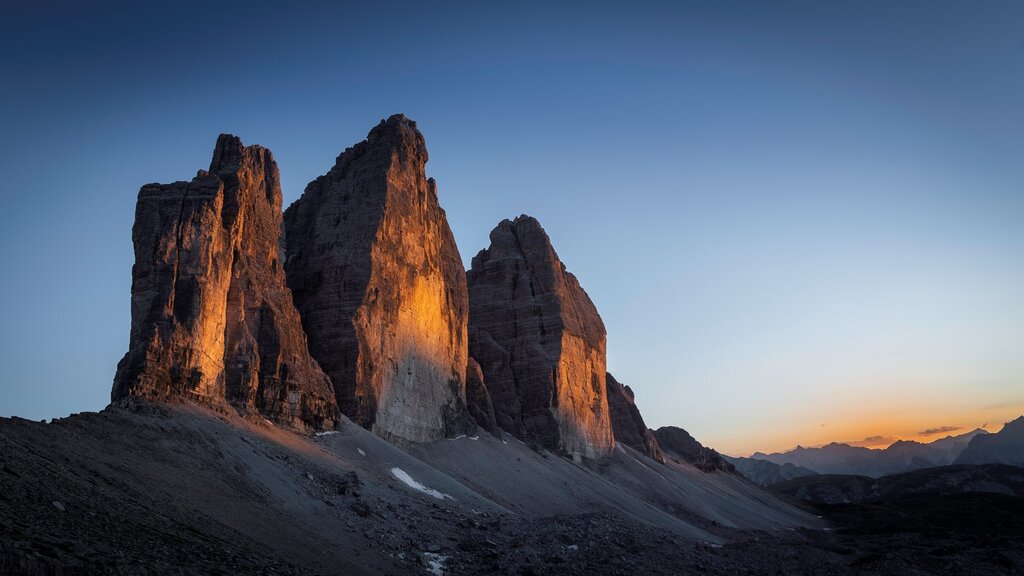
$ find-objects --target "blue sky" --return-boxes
[1,0,1022,454]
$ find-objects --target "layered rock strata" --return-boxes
[605,373,664,463]
[467,215,614,459]
[283,115,472,445]
[112,135,338,432]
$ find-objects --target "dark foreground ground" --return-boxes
[1,403,1021,575]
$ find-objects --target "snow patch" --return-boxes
[315,430,339,437]
[422,552,448,575]
[390,468,453,501]
[357,448,366,457]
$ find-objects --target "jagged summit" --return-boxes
[284,114,473,445]
[1004,416,1024,430]
[467,214,614,459]
[956,415,1024,467]
[112,134,338,432]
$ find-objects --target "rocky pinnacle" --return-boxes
[283,115,474,445]
[467,215,615,459]
[112,135,338,432]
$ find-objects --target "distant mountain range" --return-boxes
[747,422,1024,479]
[724,456,818,487]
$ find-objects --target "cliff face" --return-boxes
[467,216,614,459]
[112,135,338,432]
[283,115,472,445]
[605,373,663,463]
[465,355,499,435]
[654,427,735,473]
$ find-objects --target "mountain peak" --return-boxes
[209,133,244,173]
[365,113,427,159]
[283,115,472,444]
[467,215,613,459]
[113,134,336,432]
[1004,415,1024,430]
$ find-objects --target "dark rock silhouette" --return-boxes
[605,373,663,462]
[956,417,1024,466]
[112,135,337,432]
[754,428,991,477]
[655,426,734,473]
[283,115,473,445]
[467,215,614,459]
[771,463,1024,504]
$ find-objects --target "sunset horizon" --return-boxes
[3,1,1022,574]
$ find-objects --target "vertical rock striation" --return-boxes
[283,115,472,445]
[112,135,338,432]
[465,355,499,435]
[605,373,664,463]
[467,215,614,459]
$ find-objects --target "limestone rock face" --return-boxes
[605,373,664,463]
[465,355,499,435]
[467,215,614,459]
[654,427,735,473]
[283,115,472,445]
[112,135,338,432]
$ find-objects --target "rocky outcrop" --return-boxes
[654,427,734,473]
[283,115,473,445]
[467,215,614,459]
[605,373,663,462]
[112,135,338,432]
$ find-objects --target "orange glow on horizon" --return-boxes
[712,403,1024,457]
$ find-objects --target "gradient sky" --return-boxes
[1,1,1022,455]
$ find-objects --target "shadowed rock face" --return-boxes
[466,355,499,435]
[605,373,664,463]
[655,426,735,473]
[467,215,614,459]
[956,416,1024,467]
[283,115,473,445]
[112,135,338,432]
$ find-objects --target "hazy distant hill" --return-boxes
[752,428,988,477]
[957,417,1024,467]
[724,456,818,487]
